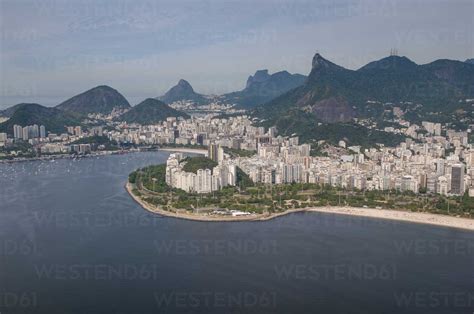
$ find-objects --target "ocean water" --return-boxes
[0,151,473,314]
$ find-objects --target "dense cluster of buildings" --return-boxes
[165,152,237,193]
[1,110,473,198]
[109,115,266,151]
[13,124,46,141]
[154,115,474,197]
[169,100,242,114]
[38,143,92,155]
[0,124,101,156]
[236,136,473,197]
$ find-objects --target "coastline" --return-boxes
[125,183,474,231]
[158,147,207,156]
[0,145,206,164]
[0,148,143,164]
[126,182,270,221]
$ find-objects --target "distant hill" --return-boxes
[0,103,81,135]
[257,54,358,124]
[117,98,190,125]
[0,103,26,118]
[254,53,474,144]
[421,59,474,89]
[56,85,130,114]
[157,72,306,108]
[157,80,207,105]
[221,69,306,109]
[466,59,474,65]
[257,53,474,124]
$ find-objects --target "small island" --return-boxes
[126,151,474,229]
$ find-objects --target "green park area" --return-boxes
[128,157,473,217]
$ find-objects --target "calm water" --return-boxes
[0,151,473,314]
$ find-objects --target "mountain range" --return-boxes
[0,86,189,134]
[156,71,306,108]
[1,53,473,140]
[220,70,307,109]
[256,53,474,134]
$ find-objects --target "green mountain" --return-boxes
[157,72,306,108]
[0,103,26,118]
[356,56,438,103]
[0,103,81,135]
[254,53,474,146]
[257,54,358,123]
[117,98,190,124]
[56,85,131,114]
[222,69,306,109]
[354,56,474,109]
[256,53,474,123]
[422,59,474,89]
[158,79,207,105]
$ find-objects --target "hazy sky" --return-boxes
[1,0,473,108]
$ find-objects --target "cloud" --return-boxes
[0,0,473,107]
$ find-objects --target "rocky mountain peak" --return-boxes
[246,70,271,88]
[311,53,345,72]
[177,79,193,90]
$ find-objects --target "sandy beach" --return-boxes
[125,183,474,231]
[305,207,474,231]
[159,147,207,156]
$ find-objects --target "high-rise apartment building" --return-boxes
[450,164,465,195]
[208,143,219,162]
[40,125,46,138]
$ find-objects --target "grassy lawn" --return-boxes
[129,163,473,217]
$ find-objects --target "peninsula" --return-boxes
[126,145,474,231]
[126,183,474,230]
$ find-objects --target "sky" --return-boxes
[0,0,473,108]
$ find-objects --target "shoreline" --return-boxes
[0,148,145,164]
[0,145,206,164]
[126,182,271,222]
[158,147,208,156]
[125,183,474,231]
